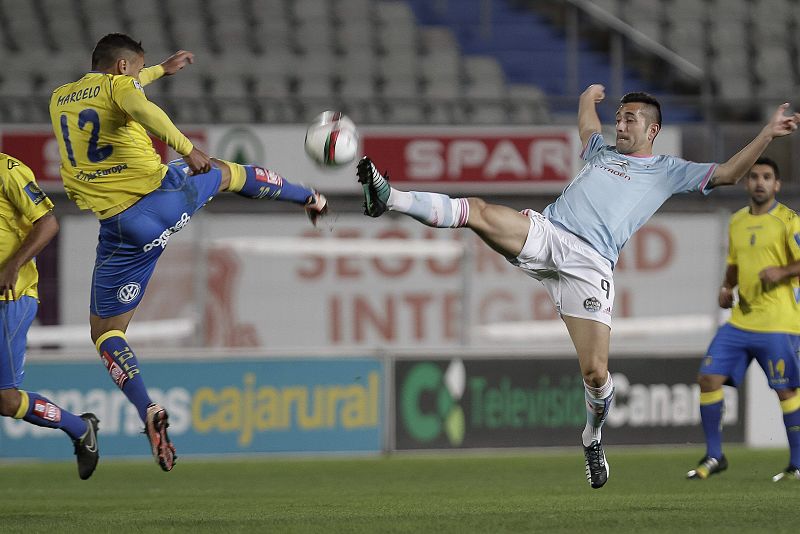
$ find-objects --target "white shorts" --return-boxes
[509,210,614,327]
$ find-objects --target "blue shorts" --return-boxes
[91,161,222,318]
[701,323,800,389]
[0,296,37,389]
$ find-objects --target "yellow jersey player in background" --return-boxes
[49,33,329,471]
[0,153,99,479]
[688,157,800,481]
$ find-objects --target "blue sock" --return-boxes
[236,165,314,204]
[15,390,87,441]
[780,394,800,467]
[97,331,152,422]
[700,389,725,459]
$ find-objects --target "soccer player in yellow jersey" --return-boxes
[49,33,328,471]
[688,157,800,481]
[0,153,99,479]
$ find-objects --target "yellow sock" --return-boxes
[215,159,246,192]
[13,390,29,419]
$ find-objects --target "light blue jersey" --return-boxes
[543,133,717,266]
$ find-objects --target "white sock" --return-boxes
[388,189,469,228]
[582,372,614,447]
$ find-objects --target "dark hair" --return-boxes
[91,33,144,70]
[620,92,662,127]
[753,156,780,180]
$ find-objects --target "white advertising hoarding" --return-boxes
[60,212,725,351]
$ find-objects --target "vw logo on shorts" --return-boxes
[117,282,141,304]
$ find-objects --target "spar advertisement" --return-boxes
[0,357,383,459]
[0,124,681,194]
[394,357,743,449]
[59,212,724,350]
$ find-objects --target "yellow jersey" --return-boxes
[727,202,800,334]
[0,153,55,301]
[49,65,194,218]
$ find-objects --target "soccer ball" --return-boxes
[304,111,360,167]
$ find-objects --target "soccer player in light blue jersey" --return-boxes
[358,84,800,488]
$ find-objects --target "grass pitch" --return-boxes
[0,446,795,533]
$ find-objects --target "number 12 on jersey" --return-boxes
[59,108,113,166]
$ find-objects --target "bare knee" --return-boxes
[697,373,726,392]
[583,368,609,388]
[776,388,797,402]
[211,158,232,192]
[0,389,21,417]
[465,197,530,257]
[90,312,135,344]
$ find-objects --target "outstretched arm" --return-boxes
[709,103,800,188]
[138,50,195,86]
[578,84,605,147]
[159,50,194,75]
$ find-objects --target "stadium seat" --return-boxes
[337,49,381,80]
[717,78,753,101]
[338,77,381,123]
[419,53,460,86]
[0,73,35,98]
[707,0,751,21]
[293,20,336,55]
[376,21,418,54]
[507,84,550,124]
[251,70,290,99]
[166,1,213,53]
[3,0,53,52]
[336,19,377,54]
[708,22,748,55]
[119,0,171,52]
[463,56,505,86]
[624,0,664,22]
[335,0,374,20]
[465,102,507,124]
[753,47,793,88]
[39,0,91,52]
[387,99,426,124]
[292,0,331,23]
[751,18,790,47]
[296,72,336,101]
[379,75,417,99]
[81,0,125,41]
[211,18,254,55]
[419,26,459,56]
[375,1,416,27]
[377,49,417,79]
[752,0,794,19]
[589,0,620,16]
[665,0,708,22]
